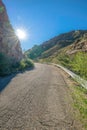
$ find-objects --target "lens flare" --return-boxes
[16,29,27,40]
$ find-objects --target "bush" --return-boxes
[0,53,34,76]
[19,59,26,70]
[19,58,34,71]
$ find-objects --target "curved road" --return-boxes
[0,63,76,130]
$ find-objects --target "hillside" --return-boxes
[40,36,87,80]
[26,30,87,59]
[26,30,87,79]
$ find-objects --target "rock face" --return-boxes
[0,0,23,61]
[73,40,87,52]
[66,37,87,55]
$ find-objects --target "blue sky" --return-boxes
[3,0,87,50]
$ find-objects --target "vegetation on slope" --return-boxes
[25,30,87,79]
[40,51,87,80]
[59,52,87,79]
[0,52,34,76]
[0,53,11,76]
[71,84,87,129]
[19,58,34,71]
[70,52,87,79]
[25,45,43,60]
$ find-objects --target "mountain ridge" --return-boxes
[26,30,87,59]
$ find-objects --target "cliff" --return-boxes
[0,0,23,61]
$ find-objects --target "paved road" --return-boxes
[0,63,76,130]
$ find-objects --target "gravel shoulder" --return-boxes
[0,63,79,130]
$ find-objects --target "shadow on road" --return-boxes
[0,67,34,92]
[0,74,16,92]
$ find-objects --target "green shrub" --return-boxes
[19,58,34,71]
[0,6,4,13]
[19,59,26,70]
[25,45,43,59]
[0,53,34,76]
[0,53,11,76]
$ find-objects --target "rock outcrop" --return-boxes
[0,0,23,61]
[73,40,87,52]
[66,38,87,55]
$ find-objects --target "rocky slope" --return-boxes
[67,39,87,54]
[26,30,87,59]
[0,0,22,61]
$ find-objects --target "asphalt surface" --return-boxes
[0,63,77,130]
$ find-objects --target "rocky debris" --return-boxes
[0,0,23,61]
[73,40,87,52]
[66,39,87,55]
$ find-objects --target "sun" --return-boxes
[16,29,27,40]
